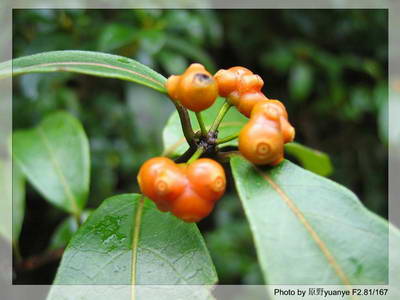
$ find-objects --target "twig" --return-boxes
[174,102,196,148]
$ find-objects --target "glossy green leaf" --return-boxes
[13,112,90,215]
[231,156,391,286]
[162,98,247,157]
[0,50,167,93]
[285,142,333,176]
[47,194,217,299]
[48,210,92,250]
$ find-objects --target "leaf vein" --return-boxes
[36,127,80,216]
[256,167,356,291]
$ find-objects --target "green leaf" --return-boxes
[289,62,313,102]
[13,112,90,216]
[0,159,25,245]
[231,156,391,286]
[48,210,92,250]
[0,50,167,93]
[12,162,25,244]
[162,98,247,157]
[285,142,333,176]
[47,194,217,299]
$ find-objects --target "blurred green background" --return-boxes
[12,9,388,284]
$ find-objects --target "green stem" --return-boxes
[187,147,205,164]
[173,102,196,148]
[216,132,240,145]
[209,102,232,133]
[195,111,207,137]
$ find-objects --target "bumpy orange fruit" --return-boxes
[239,115,285,166]
[214,66,268,117]
[137,157,226,222]
[214,66,253,97]
[137,157,186,212]
[238,98,295,166]
[251,100,295,143]
[166,63,218,112]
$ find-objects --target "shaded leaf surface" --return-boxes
[231,156,389,286]
[49,194,217,291]
[13,112,90,215]
[0,50,167,92]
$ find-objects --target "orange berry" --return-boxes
[251,100,295,143]
[137,157,186,211]
[170,187,214,223]
[214,69,237,97]
[166,63,218,112]
[238,74,264,94]
[186,158,226,202]
[214,66,253,97]
[239,117,285,166]
[228,66,253,76]
[236,92,268,118]
[138,157,226,222]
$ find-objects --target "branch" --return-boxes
[174,102,197,148]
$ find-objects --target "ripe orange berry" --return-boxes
[166,63,218,112]
[170,187,214,223]
[239,116,285,166]
[214,66,269,118]
[251,100,295,143]
[137,157,186,212]
[137,157,226,222]
[237,74,264,94]
[236,92,268,118]
[186,158,226,202]
[214,66,253,97]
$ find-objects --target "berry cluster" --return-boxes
[214,66,295,165]
[214,66,267,117]
[138,157,226,222]
[138,63,294,222]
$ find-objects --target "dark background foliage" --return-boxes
[12,9,388,284]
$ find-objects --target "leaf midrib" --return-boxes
[130,196,145,300]
[37,127,80,216]
[14,61,165,89]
